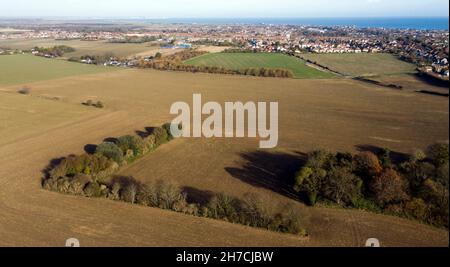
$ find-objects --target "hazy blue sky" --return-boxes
[0,0,449,18]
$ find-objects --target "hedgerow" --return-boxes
[41,123,308,236]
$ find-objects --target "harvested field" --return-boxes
[0,63,448,246]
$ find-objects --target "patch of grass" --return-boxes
[0,54,114,86]
[301,53,417,77]
[185,52,335,79]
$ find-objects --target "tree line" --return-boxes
[41,123,307,236]
[139,50,294,78]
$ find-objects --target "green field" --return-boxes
[301,53,417,77]
[0,54,114,86]
[185,52,335,79]
[0,39,161,58]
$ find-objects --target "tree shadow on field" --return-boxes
[225,151,307,201]
[182,187,216,205]
[355,144,409,164]
[136,127,156,138]
[84,144,97,154]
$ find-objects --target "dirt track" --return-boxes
[0,69,448,247]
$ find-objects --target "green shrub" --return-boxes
[143,135,156,153]
[427,143,449,167]
[352,198,382,213]
[404,198,430,222]
[162,123,182,140]
[322,167,362,206]
[84,182,103,197]
[49,154,116,181]
[95,142,124,164]
[294,165,326,206]
[116,135,145,159]
[152,127,169,146]
[378,148,392,168]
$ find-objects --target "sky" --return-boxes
[0,0,448,18]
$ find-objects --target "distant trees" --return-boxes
[18,86,31,95]
[138,50,295,78]
[33,45,75,57]
[83,100,105,108]
[294,143,449,228]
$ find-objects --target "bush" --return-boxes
[162,123,182,140]
[352,198,382,213]
[49,154,116,181]
[152,127,169,146]
[404,198,430,222]
[294,166,325,206]
[143,135,156,153]
[354,152,382,180]
[94,101,104,108]
[378,148,392,168]
[239,193,275,228]
[136,183,159,207]
[370,168,409,205]
[116,135,145,159]
[95,142,124,164]
[18,86,31,95]
[121,180,140,204]
[155,180,187,211]
[399,161,435,193]
[427,143,449,167]
[84,182,103,197]
[207,193,240,221]
[322,167,362,206]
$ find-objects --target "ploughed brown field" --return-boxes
[0,65,448,246]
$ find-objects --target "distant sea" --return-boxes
[137,17,449,30]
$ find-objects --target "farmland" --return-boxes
[0,53,448,247]
[184,52,336,79]
[0,39,180,58]
[0,54,114,86]
[300,53,418,77]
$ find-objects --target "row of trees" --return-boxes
[139,50,294,78]
[41,123,307,236]
[43,124,171,190]
[108,36,158,44]
[32,45,75,57]
[103,177,306,236]
[140,60,294,78]
[294,143,449,228]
